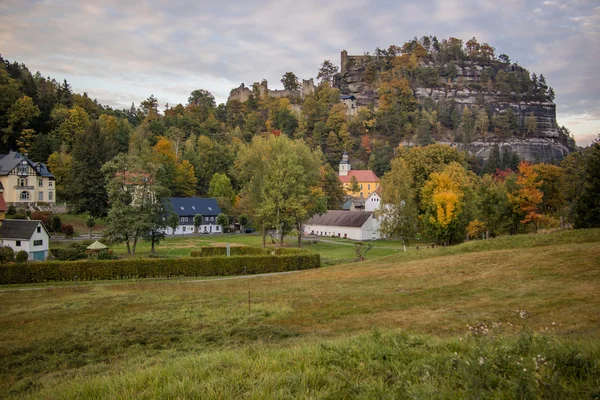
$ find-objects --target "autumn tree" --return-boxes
[378,158,419,250]
[319,163,346,210]
[420,162,476,245]
[508,161,544,232]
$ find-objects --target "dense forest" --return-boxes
[0,36,596,245]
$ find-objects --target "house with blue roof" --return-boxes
[165,197,222,235]
[0,151,56,206]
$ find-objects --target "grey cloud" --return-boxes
[0,0,598,141]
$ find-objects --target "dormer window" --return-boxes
[18,161,28,176]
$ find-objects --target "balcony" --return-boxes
[14,185,34,190]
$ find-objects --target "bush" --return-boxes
[15,250,28,263]
[31,211,51,226]
[7,205,16,216]
[0,247,15,263]
[50,241,92,261]
[61,224,74,236]
[190,246,269,257]
[0,251,321,284]
[48,215,62,232]
[14,209,27,219]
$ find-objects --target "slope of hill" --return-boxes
[1,229,599,398]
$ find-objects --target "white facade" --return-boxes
[365,191,382,212]
[0,221,50,260]
[165,224,221,235]
[304,215,381,241]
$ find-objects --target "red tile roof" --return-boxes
[339,170,380,183]
[0,193,6,212]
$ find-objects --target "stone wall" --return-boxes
[228,78,315,103]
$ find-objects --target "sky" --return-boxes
[0,0,598,145]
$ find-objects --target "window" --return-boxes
[15,241,21,246]
[184,217,188,222]
[360,184,363,189]
[210,217,214,221]
[37,226,41,233]
[19,178,27,187]
[34,240,43,246]
[17,161,28,175]
[49,181,53,188]
[180,217,185,222]
[38,179,43,187]
[49,192,53,201]
[38,192,43,201]
[368,184,371,190]
[20,191,30,200]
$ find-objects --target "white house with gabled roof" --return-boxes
[0,219,51,260]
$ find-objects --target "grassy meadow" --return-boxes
[2,229,600,398]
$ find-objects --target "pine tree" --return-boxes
[65,121,113,218]
[483,144,501,174]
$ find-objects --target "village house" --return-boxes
[338,152,380,199]
[0,219,51,260]
[0,151,56,206]
[165,197,222,235]
[304,210,381,241]
[365,189,382,212]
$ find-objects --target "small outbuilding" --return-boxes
[0,219,50,260]
[304,210,380,241]
[86,241,108,252]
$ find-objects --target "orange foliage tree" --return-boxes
[508,161,544,231]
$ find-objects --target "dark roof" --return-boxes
[166,197,221,216]
[340,95,356,100]
[0,220,49,239]
[0,151,55,178]
[305,210,373,228]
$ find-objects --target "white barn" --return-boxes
[304,211,381,241]
[0,219,51,260]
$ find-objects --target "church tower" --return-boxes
[339,151,351,176]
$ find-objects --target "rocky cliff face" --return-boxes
[335,53,572,164]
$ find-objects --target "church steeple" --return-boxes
[339,151,351,176]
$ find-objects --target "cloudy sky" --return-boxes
[1,0,598,145]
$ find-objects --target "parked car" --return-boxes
[244,228,255,233]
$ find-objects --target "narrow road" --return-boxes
[317,239,404,250]
[0,270,304,292]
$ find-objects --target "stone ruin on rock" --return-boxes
[228,78,316,104]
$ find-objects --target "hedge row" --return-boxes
[0,251,320,284]
[190,246,269,257]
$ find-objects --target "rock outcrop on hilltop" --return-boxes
[334,45,574,163]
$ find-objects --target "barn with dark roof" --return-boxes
[304,210,381,241]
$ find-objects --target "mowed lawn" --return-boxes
[2,229,600,399]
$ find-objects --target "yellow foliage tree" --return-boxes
[508,161,544,230]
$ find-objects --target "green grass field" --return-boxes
[3,229,600,398]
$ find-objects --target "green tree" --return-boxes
[238,214,249,233]
[574,139,600,228]
[208,172,235,215]
[66,122,113,218]
[317,60,338,84]
[216,213,228,232]
[102,154,169,254]
[378,158,418,250]
[524,113,538,136]
[319,164,346,210]
[3,95,40,145]
[85,217,96,240]
[194,214,203,233]
[281,72,300,90]
[167,213,180,236]
[349,175,361,196]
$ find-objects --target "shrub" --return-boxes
[0,251,321,284]
[31,211,51,226]
[61,224,74,236]
[190,246,269,257]
[7,205,16,216]
[50,241,92,261]
[15,250,28,263]
[14,209,27,219]
[0,247,15,263]
[48,215,62,232]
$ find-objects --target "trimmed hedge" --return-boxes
[0,251,320,284]
[190,246,269,257]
